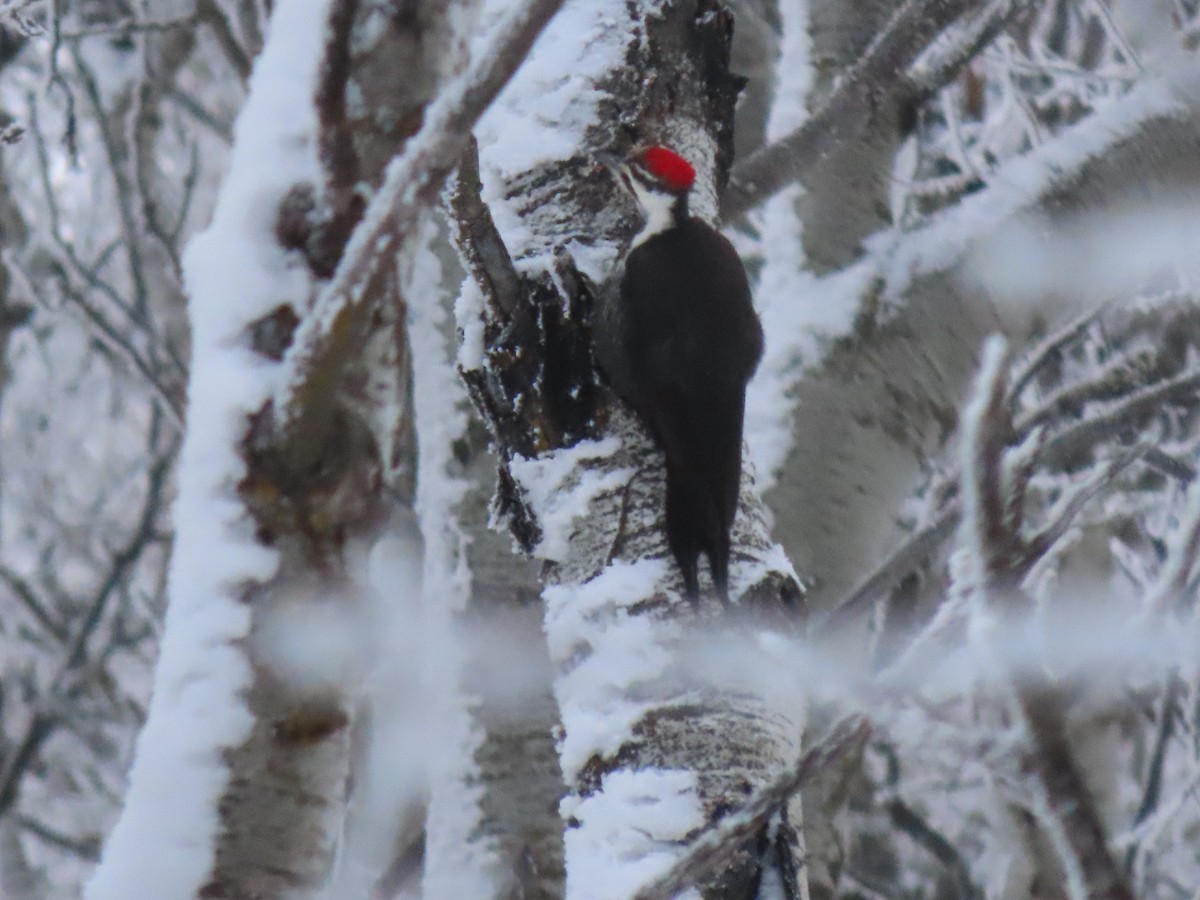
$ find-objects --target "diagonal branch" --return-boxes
[275,0,567,446]
[447,134,521,320]
[630,717,870,900]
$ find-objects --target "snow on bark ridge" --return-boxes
[563,767,703,900]
[508,436,632,562]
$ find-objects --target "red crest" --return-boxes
[639,146,696,191]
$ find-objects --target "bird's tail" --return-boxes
[665,460,729,605]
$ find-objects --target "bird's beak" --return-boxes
[596,151,636,200]
[594,150,622,173]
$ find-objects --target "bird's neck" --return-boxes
[629,189,689,249]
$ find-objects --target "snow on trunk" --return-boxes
[405,216,505,899]
[415,219,567,896]
[452,1,807,895]
[85,0,335,896]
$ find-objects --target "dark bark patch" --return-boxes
[248,304,300,361]
[272,704,350,746]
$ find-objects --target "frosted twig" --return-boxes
[1122,676,1181,874]
[630,716,870,900]
[277,0,567,439]
[911,0,1036,98]
[821,339,1200,636]
[1014,350,1160,433]
[959,339,1135,900]
[1037,368,1200,472]
[1145,478,1200,616]
[1083,0,1143,72]
[1020,444,1145,566]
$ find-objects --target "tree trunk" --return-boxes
[453,2,807,895]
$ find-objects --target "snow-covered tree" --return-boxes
[1,0,1199,898]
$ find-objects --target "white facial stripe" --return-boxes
[624,168,676,249]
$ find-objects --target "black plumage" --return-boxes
[596,214,763,603]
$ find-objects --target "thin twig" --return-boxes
[814,505,960,635]
[0,434,175,817]
[164,87,234,142]
[195,0,253,80]
[0,565,67,642]
[1145,477,1200,616]
[911,0,1036,97]
[59,15,195,39]
[1020,444,1146,567]
[1123,676,1181,875]
[886,798,983,898]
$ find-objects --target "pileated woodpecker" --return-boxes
[594,145,763,604]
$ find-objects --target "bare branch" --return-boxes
[886,797,983,899]
[446,135,521,319]
[815,505,960,635]
[195,0,253,81]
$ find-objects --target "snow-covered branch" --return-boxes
[722,0,986,219]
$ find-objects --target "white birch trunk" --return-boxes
[452,2,808,895]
